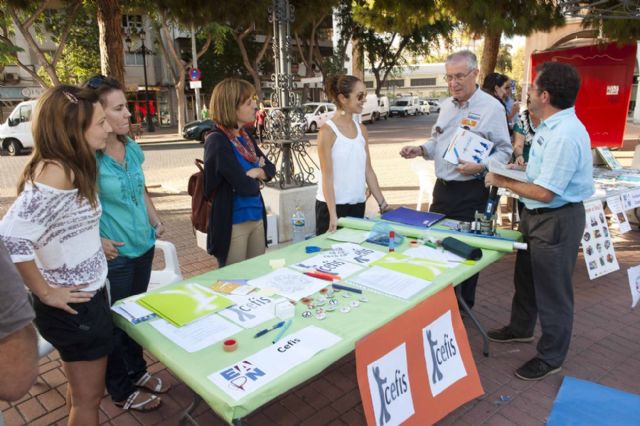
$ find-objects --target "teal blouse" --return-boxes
[97,138,155,258]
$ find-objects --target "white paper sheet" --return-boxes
[347,265,433,300]
[488,157,528,182]
[581,200,619,280]
[290,253,364,278]
[607,195,631,233]
[208,326,341,400]
[328,243,386,266]
[627,265,640,309]
[218,294,279,328]
[444,128,494,165]
[112,301,157,324]
[248,268,329,301]
[622,189,640,210]
[403,245,465,267]
[150,314,241,353]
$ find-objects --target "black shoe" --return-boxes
[487,326,534,343]
[515,357,562,381]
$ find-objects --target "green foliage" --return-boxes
[579,2,640,41]
[44,2,100,85]
[495,43,512,74]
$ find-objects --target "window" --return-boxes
[410,78,436,87]
[386,79,404,88]
[9,105,32,123]
[122,15,142,31]
[125,52,145,66]
[318,105,326,114]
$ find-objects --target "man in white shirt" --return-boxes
[400,50,512,309]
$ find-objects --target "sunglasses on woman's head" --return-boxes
[86,75,107,89]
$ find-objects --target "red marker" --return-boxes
[304,271,339,281]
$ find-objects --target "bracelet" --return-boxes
[379,200,388,209]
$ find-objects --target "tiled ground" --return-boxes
[1,127,639,425]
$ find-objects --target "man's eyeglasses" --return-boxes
[86,75,107,89]
[443,69,475,83]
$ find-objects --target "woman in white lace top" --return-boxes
[0,85,113,426]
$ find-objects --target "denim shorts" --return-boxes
[33,285,113,362]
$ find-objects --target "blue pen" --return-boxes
[272,319,292,344]
[453,147,460,159]
[254,321,285,338]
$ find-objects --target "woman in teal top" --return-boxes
[85,76,169,412]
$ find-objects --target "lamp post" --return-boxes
[126,29,155,132]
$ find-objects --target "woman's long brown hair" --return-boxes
[18,85,101,207]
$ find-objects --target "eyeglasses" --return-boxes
[443,69,475,83]
[354,92,366,101]
[86,75,107,89]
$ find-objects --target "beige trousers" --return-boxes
[225,220,265,266]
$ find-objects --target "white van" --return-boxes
[390,96,419,117]
[0,100,36,156]
[377,96,390,120]
[360,94,391,123]
[302,102,336,132]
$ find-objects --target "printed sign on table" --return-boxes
[356,286,483,425]
[581,200,619,280]
[622,189,640,210]
[208,326,341,400]
[607,195,631,234]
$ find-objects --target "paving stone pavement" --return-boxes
[1,128,639,425]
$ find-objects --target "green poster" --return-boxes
[138,282,233,327]
[371,252,450,281]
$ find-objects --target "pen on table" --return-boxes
[304,271,339,281]
[332,283,363,294]
[272,319,292,344]
[254,321,285,338]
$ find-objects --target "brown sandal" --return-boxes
[114,390,162,412]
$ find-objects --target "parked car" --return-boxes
[427,100,441,113]
[302,102,336,132]
[0,100,36,156]
[182,119,214,143]
[418,100,431,115]
[389,96,419,117]
[360,94,379,123]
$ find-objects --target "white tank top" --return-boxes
[316,118,367,204]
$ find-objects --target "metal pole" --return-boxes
[141,38,155,132]
[191,23,201,121]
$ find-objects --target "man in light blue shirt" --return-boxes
[485,62,594,381]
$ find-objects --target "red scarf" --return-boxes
[216,124,258,164]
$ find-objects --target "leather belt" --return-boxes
[525,202,580,215]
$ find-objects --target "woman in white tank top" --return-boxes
[315,75,389,234]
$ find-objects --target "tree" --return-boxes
[353,0,455,97]
[95,0,124,84]
[0,0,83,87]
[576,1,640,41]
[442,0,564,82]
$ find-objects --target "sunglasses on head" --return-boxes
[86,75,107,90]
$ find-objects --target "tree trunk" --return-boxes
[233,27,271,102]
[96,0,125,85]
[175,78,187,131]
[351,35,364,81]
[479,29,502,84]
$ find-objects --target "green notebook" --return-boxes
[371,252,449,281]
[138,282,233,327]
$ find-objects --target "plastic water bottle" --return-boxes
[291,207,305,243]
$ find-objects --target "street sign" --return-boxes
[189,80,202,89]
[189,68,201,81]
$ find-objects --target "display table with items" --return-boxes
[113,217,521,424]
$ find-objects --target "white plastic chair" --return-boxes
[37,333,55,359]
[148,240,183,290]
[411,159,433,211]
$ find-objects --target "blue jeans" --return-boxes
[105,247,155,402]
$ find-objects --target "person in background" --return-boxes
[201,105,209,120]
[315,74,389,234]
[84,75,168,412]
[512,96,540,166]
[0,241,38,403]
[255,103,267,141]
[0,85,113,426]
[485,62,594,381]
[204,78,276,266]
[400,51,512,310]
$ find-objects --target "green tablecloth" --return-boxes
[114,228,520,424]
